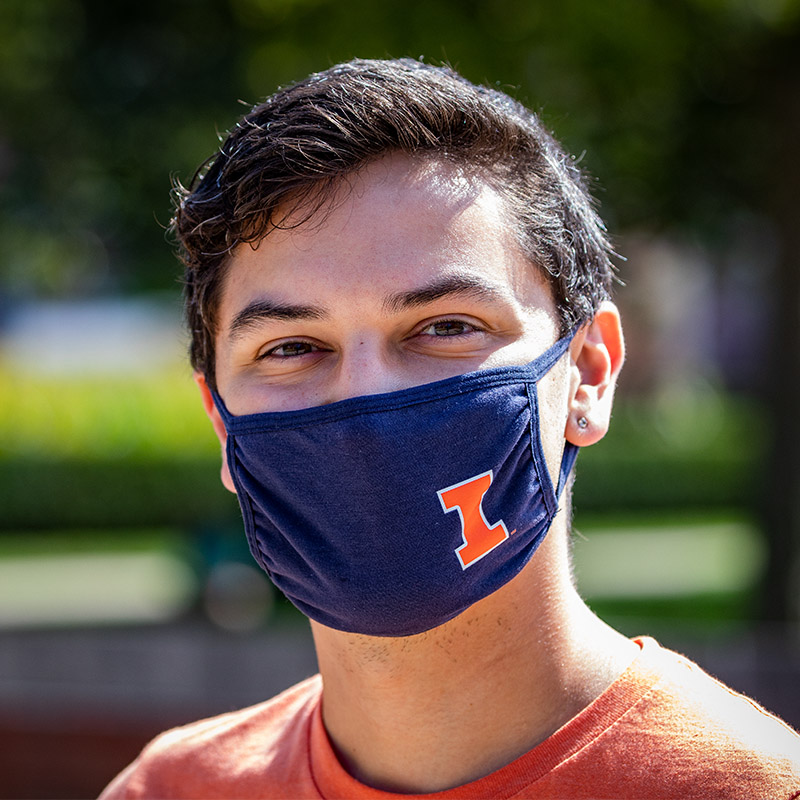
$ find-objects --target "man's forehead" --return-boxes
[217,152,549,323]
[261,153,505,242]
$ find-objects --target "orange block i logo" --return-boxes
[437,470,512,570]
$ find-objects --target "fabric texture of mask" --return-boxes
[212,333,579,637]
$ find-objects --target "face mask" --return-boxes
[212,332,579,637]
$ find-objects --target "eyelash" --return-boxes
[416,318,482,338]
[258,340,326,359]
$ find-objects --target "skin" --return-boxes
[197,153,637,793]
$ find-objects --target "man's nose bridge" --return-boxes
[332,337,398,401]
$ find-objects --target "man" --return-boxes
[101,58,800,798]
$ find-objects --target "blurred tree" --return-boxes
[756,21,800,623]
[1,0,796,293]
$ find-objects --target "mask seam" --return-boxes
[224,377,540,434]
[227,434,271,576]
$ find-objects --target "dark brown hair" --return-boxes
[171,58,616,386]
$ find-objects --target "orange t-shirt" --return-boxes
[100,638,800,799]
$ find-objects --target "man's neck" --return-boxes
[310,532,638,793]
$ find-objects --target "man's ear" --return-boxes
[194,373,237,494]
[565,301,625,447]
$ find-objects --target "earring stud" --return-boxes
[577,416,588,430]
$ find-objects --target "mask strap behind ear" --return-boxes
[529,326,580,381]
[555,441,579,499]
[537,328,581,500]
[210,389,235,427]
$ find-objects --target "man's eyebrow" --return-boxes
[383,275,507,313]
[227,299,327,340]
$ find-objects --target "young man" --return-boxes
[101,59,800,798]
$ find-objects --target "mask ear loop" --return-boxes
[526,327,578,381]
[210,388,235,428]
[555,442,580,499]
[532,327,581,501]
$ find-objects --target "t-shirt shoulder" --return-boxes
[98,673,322,799]
[475,637,800,800]
[530,637,800,799]
[630,640,800,793]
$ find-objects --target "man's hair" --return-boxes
[171,58,615,387]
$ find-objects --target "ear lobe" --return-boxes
[194,373,237,494]
[565,301,624,447]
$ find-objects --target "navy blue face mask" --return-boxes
[212,333,579,637]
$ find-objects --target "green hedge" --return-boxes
[0,457,239,530]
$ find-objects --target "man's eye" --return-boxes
[262,341,319,358]
[419,319,477,337]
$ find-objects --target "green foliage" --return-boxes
[1,0,798,296]
[0,528,184,557]
[0,457,236,530]
[576,386,765,511]
[0,362,233,529]
[0,362,215,460]
[588,590,761,639]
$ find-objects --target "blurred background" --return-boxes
[1,0,799,796]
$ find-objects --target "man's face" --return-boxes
[208,154,574,480]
